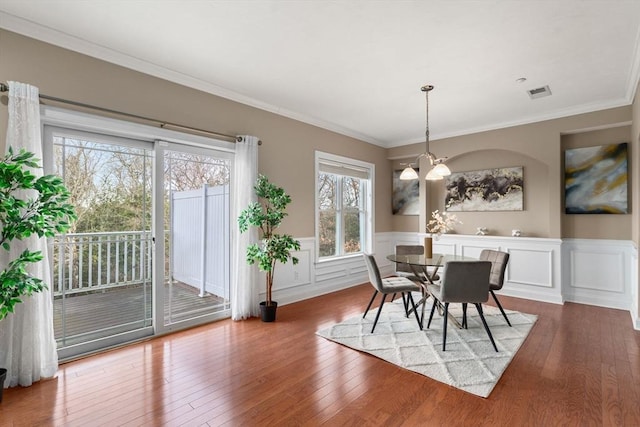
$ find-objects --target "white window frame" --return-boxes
[315,151,374,262]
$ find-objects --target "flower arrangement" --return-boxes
[427,209,461,238]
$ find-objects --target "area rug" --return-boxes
[316,296,537,397]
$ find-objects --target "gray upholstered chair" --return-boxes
[395,244,440,283]
[362,253,422,333]
[426,261,498,352]
[479,249,511,326]
[394,245,440,327]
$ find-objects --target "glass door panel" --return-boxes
[162,147,231,326]
[46,127,153,357]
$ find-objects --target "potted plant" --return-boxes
[0,147,76,399]
[238,175,300,322]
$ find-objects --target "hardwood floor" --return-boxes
[1,284,639,426]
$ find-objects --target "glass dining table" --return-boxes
[386,252,477,328]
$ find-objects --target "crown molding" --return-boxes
[2,11,638,150]
[0,12,385,147]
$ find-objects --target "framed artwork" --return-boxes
[564,142,628,214]
[392,169,419,215]
[445,167,524,211]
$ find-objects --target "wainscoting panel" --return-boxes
[452,234,561,304]
[266,234,637,329]
[433,240,459,256]
[270,237,370,305]
[631,247,639,330]
[570,251,624,293]
[507,248,553,288]
[562,239,633,310]
[272,244,312,290]
[391,233,564,304]
[374,233,395,272]
[458,243,501,259]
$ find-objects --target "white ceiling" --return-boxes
[1,1,640,148]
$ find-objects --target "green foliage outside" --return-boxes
[317,173,362,258]
[238,175,301,305]
[0,147,76,320]
[50,140,233,294]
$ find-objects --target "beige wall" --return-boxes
[0,29,636,241]
[0,29,393,238]
[389,107,632,238]
[633,83,640,247]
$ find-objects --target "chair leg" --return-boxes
[442,302,449,351]
[363,290,378,319]
[490,290,512,326]
[462,303,468,329]
[371,294,388,333]
[427,296,438,328]
[390,293,397,302]
[420,291,429,328]
[406,292,423,329]
[401,293,409,316]
[475,303,498,352]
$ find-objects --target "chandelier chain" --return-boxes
[425,87,430,151]
[421,84,434,161]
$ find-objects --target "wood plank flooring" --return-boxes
[1,284,639,426]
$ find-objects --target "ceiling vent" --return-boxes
[527,85,552,99]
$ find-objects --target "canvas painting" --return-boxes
[445,167,524,211]
[564,143,628,214]
[392,169,419,215]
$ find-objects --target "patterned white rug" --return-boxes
[316,295,537,398]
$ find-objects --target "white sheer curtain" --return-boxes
[231,135,260,320]
[0,81,58,388]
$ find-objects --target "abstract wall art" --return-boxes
[392,169,419,215]
[564,142,628,214]
[445,167,524,211]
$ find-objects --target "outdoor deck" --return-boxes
[53,282,227,345]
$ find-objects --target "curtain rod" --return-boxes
[1,82,260,144]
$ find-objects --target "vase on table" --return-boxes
[423,236,433,258]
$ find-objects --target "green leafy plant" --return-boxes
[238,175,301,306]
[0,147,76,320]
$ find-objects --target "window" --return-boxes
[316,152,374,260]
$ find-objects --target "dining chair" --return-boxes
[362,253,422,333]
[394,245,440,327]
[395,244,440,283]
[426,261,498,352]
[479,249,512,326]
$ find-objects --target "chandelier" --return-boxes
[399,85,451,181]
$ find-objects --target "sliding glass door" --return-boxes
[156,142,231,330]
[44,125,233,358]
[45,126,154,359]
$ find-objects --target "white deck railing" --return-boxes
[52,231,153,296]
